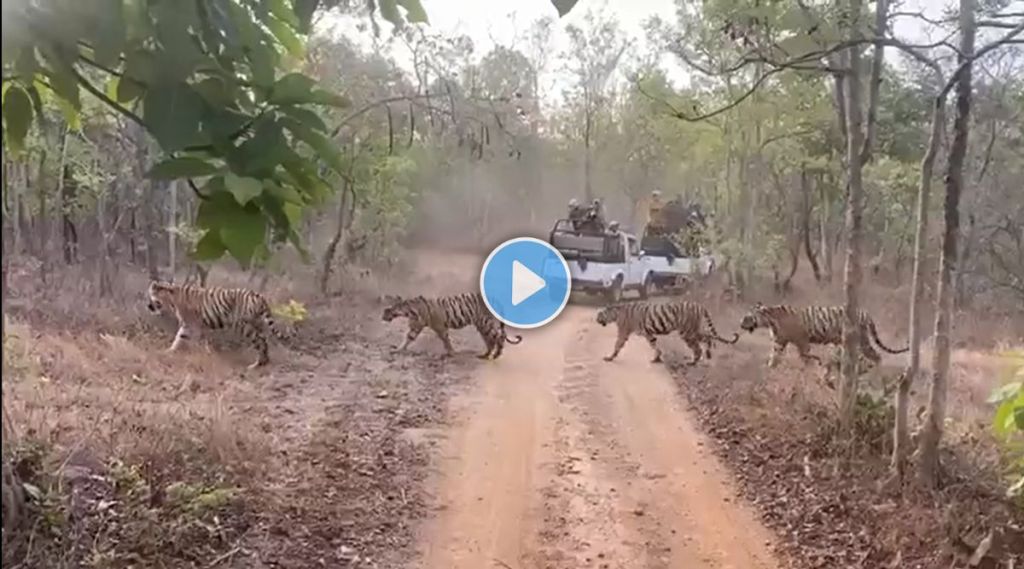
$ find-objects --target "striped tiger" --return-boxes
[381,292,522,359]
[595,299,739,364]
[146,281,291,368]
[738,302,908,370]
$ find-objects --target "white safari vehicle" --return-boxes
[547,219,715,303]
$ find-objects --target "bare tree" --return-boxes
[837,0,869,438]
[564,9,630,201]
[915,0,977,488]
[894,86,945,481]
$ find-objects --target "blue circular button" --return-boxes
[479,237,572,329]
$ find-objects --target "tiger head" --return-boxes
[595,305,620,327]
[381,295,406,322]
[739,302,768,333]
[146,281,177,314]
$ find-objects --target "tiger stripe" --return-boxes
[381,292,522,359]
[146,281,291,369]
[738,302,908,370]
[595,299,738,364]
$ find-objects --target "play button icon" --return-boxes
[480,237,571,329]
[511,261,545,306]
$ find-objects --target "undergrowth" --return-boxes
[2,315,256,568]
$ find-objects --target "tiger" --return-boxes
[738,302,908,370]
[595,299,739,364]
[381,292,522,359]
[146,280,291,369]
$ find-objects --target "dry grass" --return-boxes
[0,260,312,568]
[1,254,466,568]
[664,267,1024,567]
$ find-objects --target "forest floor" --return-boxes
[2,251,1021,569]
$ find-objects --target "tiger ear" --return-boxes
[382,294,402,305]
[149,280,172,292]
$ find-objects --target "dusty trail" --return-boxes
[418,305,779,569]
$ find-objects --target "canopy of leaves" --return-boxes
[1,0,578,267]
[990,351,1024,502]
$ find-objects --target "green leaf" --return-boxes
[225,173,264,205]
[249,42,278,88]
[265,179,306,205]
[994,399,1016,436]
[293,0,319,33]
[2,84,33,154]
[14,47,39,80]
[776,34,821,58]
[193,229,227,260]
[123,48,156,87]
[1015,406,1024,431]
[279,105,328,132]
[229,117,288,176]
[220,206,267,267]
[202,107,251,144]
[268,74,348,108]
[282,118,345,174]
[267,15,306,58]
[378,0,403,26]
[116,77,145,104]
[39,52,81,111]
[148,157,223,179]
[54,95,82,131]
[105,77,120,101]
[288,227,310,263]
[91,0,126,67]
[269,73,316,105]
[397,0,429,23]
[143,83,206,152]
[283,202,303,227]
[550,0,579,17]
[988,381,1022,404]
[153,0,203,80]
[196,191,267,267]
[308,89,350,108]
[193,77,234,107]
[269,0,300,28]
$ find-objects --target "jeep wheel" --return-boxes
[638,273,654,300]
[605,276,623,303]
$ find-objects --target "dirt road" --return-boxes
[417,305,779,569]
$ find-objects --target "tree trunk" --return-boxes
[583,109,594,202]
[168,180,178,282]
[954,212,976,309]
[917,0,975,488]
[130,123,160,281]
[859,0,888,165]
[819,177,833,282]
[893,94,945,481]
[838,0,868,439]
[53,128,69,263]
[319,180,355,295]
[61,166,79,265]
[801,169,822,281]
[143,181,162,281]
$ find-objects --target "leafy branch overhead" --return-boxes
[0,0,579,267]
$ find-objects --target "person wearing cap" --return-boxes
[588,198,605,224]
[568,198,585,230]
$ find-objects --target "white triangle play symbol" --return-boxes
[511,260,546,306]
